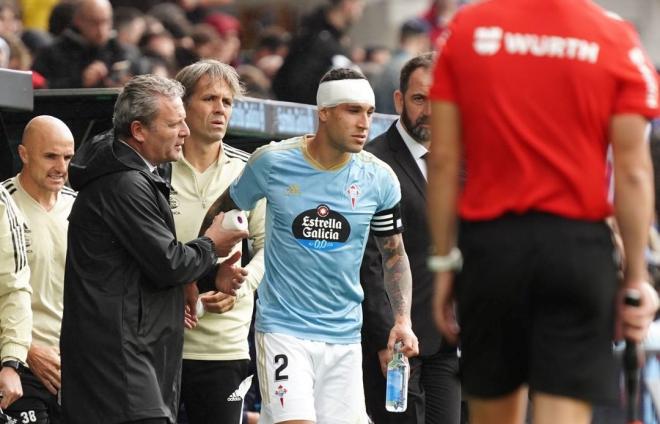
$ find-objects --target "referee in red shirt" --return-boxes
[427,1,660,423]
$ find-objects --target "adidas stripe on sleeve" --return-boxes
[0,185,28,274]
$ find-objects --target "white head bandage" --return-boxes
[316,79,376,109]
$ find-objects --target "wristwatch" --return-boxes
[1,360,21,371]
[427,247,463,272]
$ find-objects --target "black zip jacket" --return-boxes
[61,130,217,423]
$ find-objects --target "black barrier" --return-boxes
[0,88,397,176]
[0,69,33,180]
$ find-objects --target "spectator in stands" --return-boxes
[0,185,31,412]
[2,116,76,424]
[143,55,170,78]
[236,64,272,99]
[172,59,265,424]
[4,33,30,70]
[148,3,192,43]
[204,12,241,66]
[47,1,76,37]
[190,23,221,60]
[250,27,289,66]
[250,27,290,80]
[110,0,163,13]
[3,32,46,87]
[358,45,391,90]
[272,0,365,105]
[0,0,25,78]
[20,29,52,61]
[32,0,140,88]
[143,15,166,38]
[365,45,391,66]
[110,0,233,17]
[0,0,20,37]
[148,3,198,69]
[114,7,146,48]
[140,29,178,76]
[420,0,457,48]
[60,74,248,424]
[253,54,281,83]
[373,19,430,114]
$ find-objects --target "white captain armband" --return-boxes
[371,203,403,237]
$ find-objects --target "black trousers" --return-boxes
[180,359,250,424]
[363,348,461,424]
[5,367,60,424]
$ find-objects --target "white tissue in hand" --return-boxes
[222,209,248,231]
[196,298,205,318]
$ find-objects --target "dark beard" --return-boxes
[401,106,430,143]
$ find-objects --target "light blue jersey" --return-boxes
[230,136,402,344]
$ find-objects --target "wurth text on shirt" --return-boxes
[473,26,600,63]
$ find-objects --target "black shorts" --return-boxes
[5,366,61,424]
[180,358,250,424]
[455,212,619,404]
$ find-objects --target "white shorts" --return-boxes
[256,332,369,424]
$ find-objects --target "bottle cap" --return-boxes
[222,209,248,231]
[196,298,205,318]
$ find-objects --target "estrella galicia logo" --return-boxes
[292,204,350,251]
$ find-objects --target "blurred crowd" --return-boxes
[0,0,458,114]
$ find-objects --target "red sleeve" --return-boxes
[612,22,660,119]
[429,15,460,103]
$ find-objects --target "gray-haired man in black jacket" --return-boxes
[61,74,248,424]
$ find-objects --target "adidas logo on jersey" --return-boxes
[227,391,243,402]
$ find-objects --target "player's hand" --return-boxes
[433,271,460,346]
[26,344,60,395]
[201,291,237,314]
[377,348,392,377]
[204,212,248,257]
[387,319,418,359]
[215,251,248,296]
[0,367,22,409]
[616,280,659,343]
[183,282,199,329]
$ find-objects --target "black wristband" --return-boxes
[1,360,22,371]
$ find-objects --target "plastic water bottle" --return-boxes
[385,341,409,412]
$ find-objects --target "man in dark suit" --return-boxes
[361,52,461,424]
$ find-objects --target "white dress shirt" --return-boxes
[396,119,429,180]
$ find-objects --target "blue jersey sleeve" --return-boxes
[230,151,270,211]
[377,164,401,212]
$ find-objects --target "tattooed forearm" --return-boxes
[198,188,239,236]
[375,234,412,319]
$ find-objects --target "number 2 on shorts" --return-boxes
[274,353,289,381]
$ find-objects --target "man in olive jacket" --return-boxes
[60,75,248,424]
